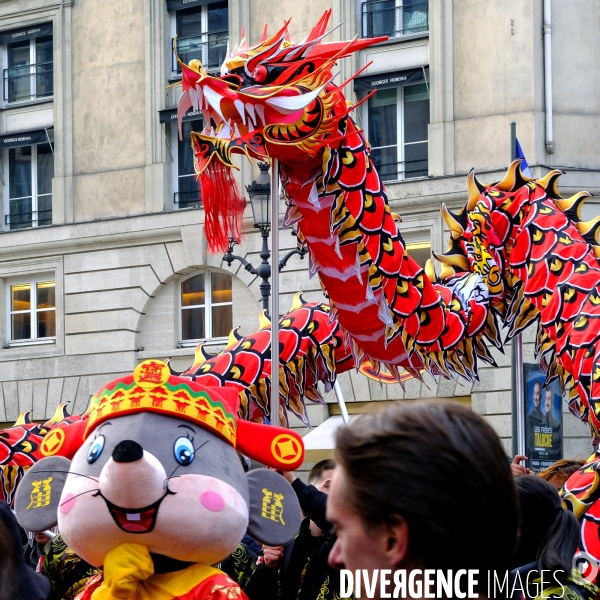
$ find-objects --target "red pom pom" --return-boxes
[252,65,267,83]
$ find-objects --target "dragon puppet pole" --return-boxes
[270,158,280,427]
[510,121,526,458]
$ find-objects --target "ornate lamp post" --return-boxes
[223,162,306,315]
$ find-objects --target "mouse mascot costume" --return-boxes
[14,360,304,600]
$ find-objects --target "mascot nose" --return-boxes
[112,440,144,463]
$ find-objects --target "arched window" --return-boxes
[180,271,232,342]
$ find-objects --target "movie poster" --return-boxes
[524,363,563,472]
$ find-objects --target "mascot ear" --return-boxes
[14,456,71,532]
[246,469,302,546]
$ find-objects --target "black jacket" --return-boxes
[245,479,342,600]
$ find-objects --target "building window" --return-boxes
[2,24,53,104]
[170,1,228,74]
[5,141,53,229]
[362,0,428,39]
[173,118,203,210]
[180,271,232,342]
[406,241,431,269]
[8,278,56,343]
[365,82,429,182]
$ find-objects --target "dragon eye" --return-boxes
[174,437,195,466]
[252,65,267,83]
[87,435,105,464]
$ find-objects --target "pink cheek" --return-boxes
[60,493,76,514]
[200,490,225,512]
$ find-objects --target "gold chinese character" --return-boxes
[26,477,53,510]
[261,488,285,525]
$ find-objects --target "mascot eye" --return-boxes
[174,437,195,466]
[88,435,105,464]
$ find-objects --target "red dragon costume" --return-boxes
[176,12,600,570]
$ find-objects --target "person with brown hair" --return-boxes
[327,400,519,599]
[538,458,585,490]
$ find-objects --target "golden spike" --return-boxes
[536,169,565,199]
[441,204,465,240]
[440,263,456,279]
[44,402,71,426]
[495,160,523,192]
[259,309,271,330]
[466,169,486,210]
[576,215,600,243]
[432,251,470,271]
[424,258,437,282]
[290,292,306,311]
[555,191,592,221]
[193,343,212,366]
[14,410,33,426]
[225,326,242,350]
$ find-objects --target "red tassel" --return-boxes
[199,162,246,253]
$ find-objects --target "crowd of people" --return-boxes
[0,400,597,600]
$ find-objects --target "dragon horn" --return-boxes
[577,215,600,245]
[14,410,33,426]
[466,169,486,210]
[496,160,526,192]
[424,258,438,283]
[259,309,271,330]
[441,203,466,240]
[290,292,307,311]
[555,191,592,222]
[536,169,565,198]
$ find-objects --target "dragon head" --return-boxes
[175,11,385,250]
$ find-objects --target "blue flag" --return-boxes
[515,138,533,178]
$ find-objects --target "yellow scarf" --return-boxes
[92,543,221,600]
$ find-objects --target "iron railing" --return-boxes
[362,1,429,39]
[3,62,53,103]
[173,32,229,73]
[370,155,429,181]
[174,190,202,210]
[6,197,52,230]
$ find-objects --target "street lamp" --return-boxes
[223,162,306,314]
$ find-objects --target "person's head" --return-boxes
[533,382,542,408]
[308,459,334,494]
[32,531,51,547]
[538,459,585,490]
[327,400,518,589]
[513,475,580,574]
[544,388,553,415]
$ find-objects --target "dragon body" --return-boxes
[0,405,82,506]
[176,11,600,566]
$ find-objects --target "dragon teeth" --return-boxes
[246,103,256,126]
[255,103,265,125]
[233,99,246,125]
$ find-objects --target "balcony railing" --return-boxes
[174,191,202,210]
[6,195,52,230]
[362,1,429,39]
[173,31,229,73]
[370,157,428,181]
[3,62,53,104]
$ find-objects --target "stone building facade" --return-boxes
[0,0,597,463]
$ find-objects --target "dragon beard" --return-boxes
[199,161,246,253]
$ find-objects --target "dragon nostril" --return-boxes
[112,440,143,463]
